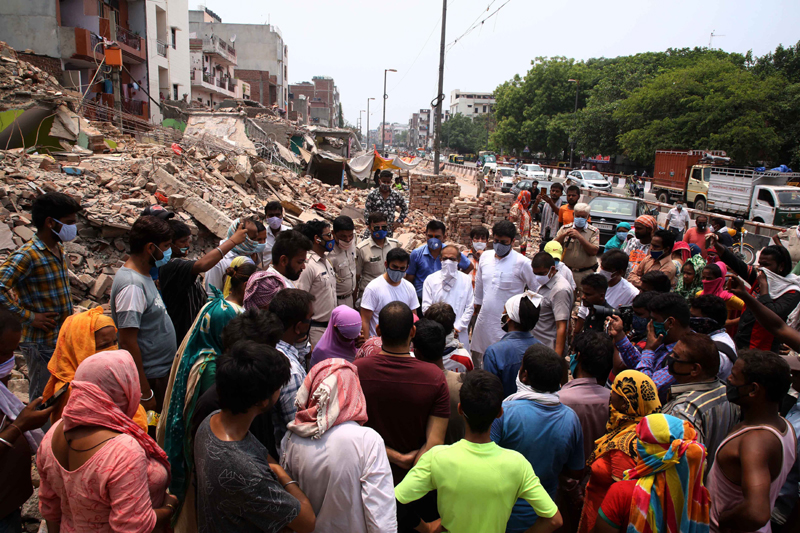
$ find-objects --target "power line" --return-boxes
[446,0,513,54]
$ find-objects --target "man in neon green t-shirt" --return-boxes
[395,370,563,533]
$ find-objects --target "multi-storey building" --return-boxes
[449,89,495,118]
[288,76,340,127]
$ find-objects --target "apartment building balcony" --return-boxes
[157,40,168,58]
[63,27,146,66]
[98,18,146,62]
[202,35,237,65]
[191,70,236,98]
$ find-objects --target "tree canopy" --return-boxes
[488,42,800,168]
[441,113,491,153]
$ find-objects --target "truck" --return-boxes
[478,151,497,171]
[651,150,729,211]
[707,167,800,226]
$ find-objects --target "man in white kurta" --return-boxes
[471,221,538,369]
[421,245,474,351]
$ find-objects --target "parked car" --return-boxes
[496,166,517,192]
[588,196,647,247]
[519,164,546,180]
[511,178,556,199]
[565,170,612,193]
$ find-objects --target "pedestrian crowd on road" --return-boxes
[1,169,800,533]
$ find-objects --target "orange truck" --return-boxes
[651,149,728,211]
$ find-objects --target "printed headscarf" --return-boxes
[243,270,290,310]
[636,215,658,230]
[675,254,706,300]
[61,350,171,476]
[624,414,710,533]
[287,358,368,439]
[590,370,662,464]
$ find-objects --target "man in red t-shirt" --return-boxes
[682,213,710,258]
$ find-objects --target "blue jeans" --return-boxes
[20,343,55,401]
[0,509,21,533]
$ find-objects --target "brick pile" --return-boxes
[483,190,514,225]
[408,172,460,220]
[446,198,485,245]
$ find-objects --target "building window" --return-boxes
[173,84,178,100]
[171,28,177,49]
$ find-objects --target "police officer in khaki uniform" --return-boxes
[296,220,338,347]
[554,202,600,297]
[329,216,357,308]
[356,212,400,306]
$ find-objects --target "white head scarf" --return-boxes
[505,291,543,324]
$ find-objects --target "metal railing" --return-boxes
[121,98,145,117]
[203,35,236,60]
[116,26,142,51]
[156,40,168,57]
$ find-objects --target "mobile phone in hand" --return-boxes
[37,386,67,410]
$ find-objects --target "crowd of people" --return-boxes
[0,172,800,533]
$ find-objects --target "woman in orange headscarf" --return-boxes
[42,307,148,430]
[509,190,533,254]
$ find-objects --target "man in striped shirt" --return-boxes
[0,193,81,400]
[663,332,741,471]
[531,182,563,250]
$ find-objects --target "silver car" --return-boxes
[565,170,612,192]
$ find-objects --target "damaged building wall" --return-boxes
[0,0,61,60]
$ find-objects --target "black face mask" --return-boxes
[666,354,693,377]
[726,382,752,404]
[689,316,720,335]
[501,314,510,333]
[696,223,707,231]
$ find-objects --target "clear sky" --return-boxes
[200,0,800,131]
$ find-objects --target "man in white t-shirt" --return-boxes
[360,247,419,338]
[576,249,639,329]
[666,202,691,240]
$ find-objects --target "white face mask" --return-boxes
[599,269,614,281]
[534,269,553,287]
[441,259,458,278]
[472,241,487,252]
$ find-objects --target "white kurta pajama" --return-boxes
[421,270,475,351]
[471,249,538,355]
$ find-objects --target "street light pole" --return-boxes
[568,79,579,168]
[367,97,375,151]
[433,0,447,176]
[382,69,396,156]
[359,110,365,140]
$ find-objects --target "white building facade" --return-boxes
[449,90,495,119]
[143,0,191,122]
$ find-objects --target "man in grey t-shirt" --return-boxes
[111,216,177,412]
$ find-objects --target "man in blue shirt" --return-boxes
[484,292,542,398]
[491,345,585,533]
[406,220,473,301]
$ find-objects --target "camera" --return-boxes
[592,305,635,332]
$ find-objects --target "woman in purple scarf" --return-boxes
[309,306,363,367]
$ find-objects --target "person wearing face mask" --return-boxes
[296,220,339,347]
[666,201,691,240]
[263,201,291,268]
[623,215,657,276]
[471,221,539,369]
[422,245,475,351]
[602,222,631,251]
[689,295,738,381]
[160,219,248,344]
[707,351,796,533]
[360,248,420,339]
[543,241,576,291]
[407,220,473,303]
[204,217,266,298]
[467,226,490,288]
[531,252,574,356]
[661,333,740,473]
[329,216,358,309]
[111,215,177,413]
[554,202,599,298]
[709,236,800,353]
[267,289,316,451]
[628,229,677,289]
[597,250,639,309]
[356,212,401,304]
[483,292,543,397]
[0,192,82,402]
[607,292,693,398]
[573,274,610,334]
[363,170,408,237]
[683,214,711,259]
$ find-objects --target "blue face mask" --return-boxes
[179,247,189,255]
[427,237,443,251]
[573,217,587,229]
[323,238,336,252]
[253,243,267,254]
[494,242,512,257]
[650,250,664,260]
[151,246,172,268]
[616,231,628,241]
[569,353,579,376]
[387,268,406,283]
[53,219,78,242]
[373,230,388,241]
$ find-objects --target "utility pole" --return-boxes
[432,0,447,176]
[367,97,375,151]
[382,69,396,156]
[359,110,365,141]
[568,79,579,168]
[109,18,123,130]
